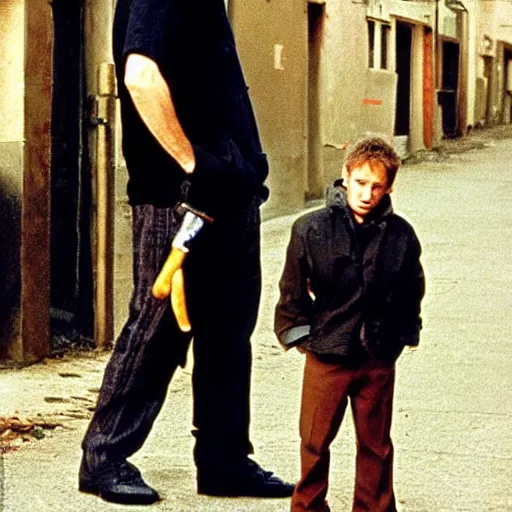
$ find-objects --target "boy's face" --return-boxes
[342,161,391,224]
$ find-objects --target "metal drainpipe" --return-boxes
[93,63,116,348]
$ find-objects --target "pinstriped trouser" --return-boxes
[81,199,261,472]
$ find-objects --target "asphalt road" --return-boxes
[0,128,511,511]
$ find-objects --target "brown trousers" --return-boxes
[291,351,397,512]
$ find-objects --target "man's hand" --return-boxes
[185,141,267,218]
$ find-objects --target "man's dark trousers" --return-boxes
[81,198,261,474]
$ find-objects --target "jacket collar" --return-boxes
[326,179,393,226]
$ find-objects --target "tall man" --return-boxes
[79,0,294,505]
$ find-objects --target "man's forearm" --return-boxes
[124,53,259,219]
[124,53,195,174]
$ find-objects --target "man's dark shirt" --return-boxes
[113,0,268,207]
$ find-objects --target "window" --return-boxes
[368,19,391,70]
[368,20,375,68]
[381,24,390,69]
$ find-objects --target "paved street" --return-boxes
[1,128,511,511]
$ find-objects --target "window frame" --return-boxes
[367,18,392,71]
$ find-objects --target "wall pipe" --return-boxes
[94,63,116,348]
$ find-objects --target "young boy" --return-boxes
[275,137,425,512]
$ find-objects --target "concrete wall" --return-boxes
[0,0,54,363]
[479,0,512,49]
[465,0,478,129]
[322,0,368,163]
[0,1,24,357]
[471,1,490,126]
[84,0,115,174]
[0,1,24,142]
[21,0,54,362]
[233,0,307,218]
[322,1,397,183]
[410,23,426,152]
[390,0,432,25]
[494,2,512,123]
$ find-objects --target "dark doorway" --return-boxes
[439,41,459,138]
[483,56,494,125]
[395,22,412,137]
[51,0,93,350]
[306,2,325,200]
[503,48,512,124]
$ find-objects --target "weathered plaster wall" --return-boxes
[0,0,24,197]
[0,0,24,356]
[390,0,432,25]
[322,1,374,183]
[465,0,478,128]
[21,0,53,362]
[0,0,53,363]
[410,24,426,152]
[84,0,115,171]
[479,0,512,51]
[233,0,307,218]
[0,1,24,142]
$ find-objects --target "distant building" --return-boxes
[474,0,512,126]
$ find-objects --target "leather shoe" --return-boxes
[79,459,160,505]
[197,458,295,498]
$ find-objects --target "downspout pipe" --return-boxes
[93,63,116,349]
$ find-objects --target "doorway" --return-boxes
[503,48,512,124]
[306,2,325,200]
[483,56,494,125]
[440,41,460,137]
[50,0,93,350]
[395,22,412,139]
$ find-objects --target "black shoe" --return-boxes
[79,459,160,505]
[197,458,295,498]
